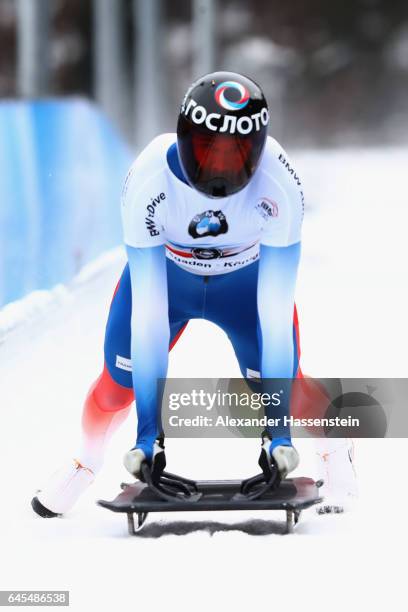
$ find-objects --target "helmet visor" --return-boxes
[177,120,267,198]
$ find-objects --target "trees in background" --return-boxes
[1,0,407,145]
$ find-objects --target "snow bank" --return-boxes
[0,247,125,344]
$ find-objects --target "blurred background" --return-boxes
[3,0,408,146]
[1,0,407,308]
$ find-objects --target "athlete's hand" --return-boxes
[262,436,300,479]
[123,448,146,478]
[123,439,165,479]
[271,445,299,479]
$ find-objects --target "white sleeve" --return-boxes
[258,138,304,247]
[121,135,171,248]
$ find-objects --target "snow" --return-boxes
[1,148,407,610]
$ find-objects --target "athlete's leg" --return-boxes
[74,264,135,474]
[205,262,301,476]
[77,365,134,473]
[80,263,189,472]
[204,266,357,502]
[205,261,300,383]
[34,264,189,516]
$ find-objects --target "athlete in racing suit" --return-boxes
[32,72,308,517]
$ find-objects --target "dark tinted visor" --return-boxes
[177,117,267,198]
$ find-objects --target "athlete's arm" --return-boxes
[256,138,304,450]
[126,244,170,460]
[120,137,171,460]
[258,242,300,377]
[257,241,301,446]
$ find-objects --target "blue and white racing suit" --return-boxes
[104,134,305,460]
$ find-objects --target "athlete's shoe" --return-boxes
[315,438,358,514]
[32,459,95,517]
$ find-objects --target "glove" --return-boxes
[123,448,146,478]
[262,435,299,479]
[123,438,165,479]
[271,444,299,479]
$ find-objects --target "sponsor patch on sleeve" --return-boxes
[116,355,132,372]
